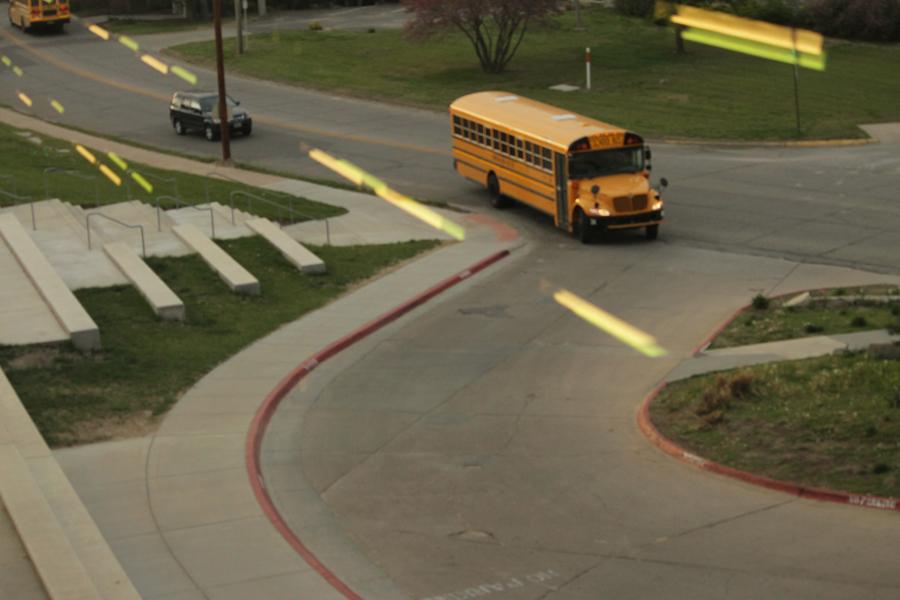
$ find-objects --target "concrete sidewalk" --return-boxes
[667,329,900,382]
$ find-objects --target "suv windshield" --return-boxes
[198,95,238,113]
[569,147,644,179]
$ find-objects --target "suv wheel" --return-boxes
[173,119,186,135]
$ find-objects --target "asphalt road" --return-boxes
[1,5,898,275]
[3,6,900,599]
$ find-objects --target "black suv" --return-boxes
[169,91,252,141]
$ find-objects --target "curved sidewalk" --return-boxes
[57,214,524,599]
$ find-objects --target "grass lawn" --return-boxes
[101,17,204,36]
[651,353,900,498]
[0,236,440,446]
[166,6,900,141]
[712,286,900,349]
[0,121,345,222]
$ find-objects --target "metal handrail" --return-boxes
[86,212,146,257]
[155,195,216,238]
[42,167,100,205]
[1,175,37,230]
[229,190,331,245]
[141,172,179,199]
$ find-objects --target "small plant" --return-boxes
[888,392,900,410]
[367,28,376,33]
[850,315,868,327]
[890,304,900,317]
[833,288,846,297]
[804,323,824,334]
[751,293,770,310]
[865,425,878,437]
[873,463,891,474]
[308,21,323,31]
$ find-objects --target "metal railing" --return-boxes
[126,172,179,201]
[1,174,37,230]
[42,167,100,206]
[86,212,146,257]
[155,195,216,238]
[204,171,332,245]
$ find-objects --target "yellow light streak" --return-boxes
[553,289,668,358]
[50,99,65,114]
[671,4,823,56]
[376,186,466,241]
[307,148,465,241]
[88,24,110,40]
[308,149,366,186]
[107,152,128,171]
[140,54,169,75]
[130,171,153,194]
[13,65,23,77]
[98,163,122,186]
[17,92,32,107]
[118,35,139,52]
[75,144,96,164]
[170,65,197,85]
[1,55,11,67]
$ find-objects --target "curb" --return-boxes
[640,290,900,513]
[245,249,512,599]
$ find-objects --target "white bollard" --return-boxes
[585,47,592,91]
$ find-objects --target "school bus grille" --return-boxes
[613,194,648,213]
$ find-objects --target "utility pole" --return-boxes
[212,0,231,163]
[234,0,244,54]
[574,0,583,30]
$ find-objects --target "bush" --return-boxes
[735,0,811,27]
[752,293,770,310]
[613,0,655,18]
[308,21,323,31]
[851,315,868,328]
[808,0,900,42]
[804,322,824,334]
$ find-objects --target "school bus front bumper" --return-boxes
[589,210,664,230]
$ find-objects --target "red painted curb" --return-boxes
[637,369,900,513]
[245,249,511,599]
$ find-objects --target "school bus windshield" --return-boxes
[569,147,644,179]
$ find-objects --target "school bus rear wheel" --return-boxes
[646,225,659,240]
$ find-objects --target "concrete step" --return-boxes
[246,218,326,274]
[166,204,251,240]
[0,444,101,600]
[104,242,185,321]
[172,223,260,295]
[24,201,126,290]
[0,369,143,600]
[0,228,68,346]
[0,214,100,351]
[82,201,189,258]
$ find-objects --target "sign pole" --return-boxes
[791,28,801,134]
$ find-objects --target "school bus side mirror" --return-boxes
[659,177,669,190]
[645,148,652,160]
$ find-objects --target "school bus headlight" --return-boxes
[589,207,610,217]
[652,200,663,210]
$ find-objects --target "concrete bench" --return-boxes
[0,214,100,351]
[246,218,327,274]
[172,223,260,295]
[0,369,141,600]
[104,242,185,321]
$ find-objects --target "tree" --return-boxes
[404,0,559,74]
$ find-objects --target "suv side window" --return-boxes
[187,100,201,112]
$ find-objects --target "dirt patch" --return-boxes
[53,411,161,447]
[6,348,61,370]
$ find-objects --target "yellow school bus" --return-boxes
[450,91,666,242]
[8,0,70,30]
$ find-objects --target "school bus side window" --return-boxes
[453,116,462,135]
